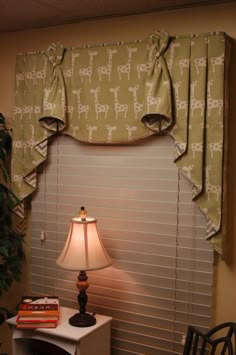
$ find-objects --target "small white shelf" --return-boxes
[7,306,112,355]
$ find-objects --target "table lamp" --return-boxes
[56,206,112,327]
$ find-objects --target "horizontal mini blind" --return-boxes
[31,133,213,354]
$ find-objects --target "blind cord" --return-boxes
[41,159,47,295]
[173,167,181,352]
[55,128,60,296]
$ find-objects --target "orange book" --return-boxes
[18,309,59,317]
[18,296,60,318]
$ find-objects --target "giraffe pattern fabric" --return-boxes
[11,30,230,253]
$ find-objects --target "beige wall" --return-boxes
[0,3,236,353]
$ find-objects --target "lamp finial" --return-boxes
[79,206,87,220]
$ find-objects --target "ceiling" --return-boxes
[0,0,233,33]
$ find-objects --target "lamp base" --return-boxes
[69,312,96,327]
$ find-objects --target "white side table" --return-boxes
[7,306,112,355]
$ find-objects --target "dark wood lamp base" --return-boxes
[69,270,96,327]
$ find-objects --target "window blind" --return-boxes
[31,133,213,354]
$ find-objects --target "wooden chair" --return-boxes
[183,322,236,354]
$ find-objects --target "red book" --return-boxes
[17,315,59,322]
[16,319,58,329]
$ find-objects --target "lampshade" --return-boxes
[56,216,112,271]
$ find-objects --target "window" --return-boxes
[31,133,213,354]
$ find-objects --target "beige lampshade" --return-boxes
[56,216,112,271]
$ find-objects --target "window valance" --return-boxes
[11,30,230,254]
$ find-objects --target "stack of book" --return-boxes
[16,295,60,328]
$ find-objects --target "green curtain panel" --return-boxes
[11,30,230,254]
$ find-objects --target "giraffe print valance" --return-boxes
[11,30,231,254]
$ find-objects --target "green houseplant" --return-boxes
[0,113,24,327]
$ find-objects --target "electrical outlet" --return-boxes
[181,334,186,345]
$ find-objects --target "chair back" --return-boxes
[183,322,236,354]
